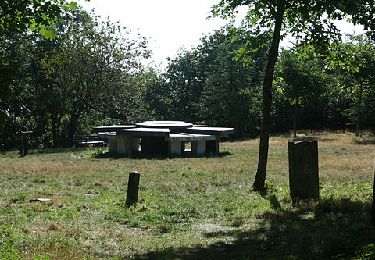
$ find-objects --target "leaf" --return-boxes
[68,1,78,10]
[39,27,56,40]
[29,21,37,31]
[246,8,259,25]
[276,86,285,94]
[61,5,70,12]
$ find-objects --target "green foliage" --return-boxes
[0,0,81,39]
[147,25,265,136]
[0,0,81,140]
[214,0,374,44]
[274,48,331,132]
[272,39,375,133]
[355,244,375,259]
[211,2,375,134]
[197,27,265,135]
[328,35,375,134]
[1,9,151,148]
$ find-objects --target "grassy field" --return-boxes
[0,133,374,259]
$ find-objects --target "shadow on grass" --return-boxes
[352,133,375,145]
[92,151,233,160]
[26,147,98,155]
[0,148,87,158]
[133,198,375,259]
[353,138,375,145]
[226,137,256,143]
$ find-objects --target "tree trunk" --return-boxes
[51,114,63,148]
[293,102,298,138]
[373,158,375,224]
[51,114,59,148]
[68,112,80,147]
[253,3,285,192]
[355,82,363,137]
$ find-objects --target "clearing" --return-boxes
[0,133,374,259]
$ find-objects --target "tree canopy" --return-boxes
[0,0,83,137]
[1,9,151,148]
[0,0,81,39]
[145,25,266,136]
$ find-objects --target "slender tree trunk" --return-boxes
[356,83,363,137]
[68,112,80,147]
[56,114,61,147]
[355,120,360,137]
[51,113,62,148]
[372,158,375,224]
[51,114,58,148]
[253,3,285,191]
[293,102,298,138]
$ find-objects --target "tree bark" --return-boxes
[372,158,375,225]
[51,113,59,148]
[355,82,363,137]
[253,3,285,191]
[293,102,298,138]
[68,112,80,147]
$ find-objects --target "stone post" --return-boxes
[288,140,320,202]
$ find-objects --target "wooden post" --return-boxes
[288,140,320,202]
[126,171,140,206]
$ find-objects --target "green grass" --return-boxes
[0,133,374,259]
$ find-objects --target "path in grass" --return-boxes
[0,133,374,259]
